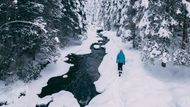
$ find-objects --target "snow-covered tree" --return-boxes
[97,0,190,66]
[0,0,87,82]
[138,0,190,65]
[98,0,147,48]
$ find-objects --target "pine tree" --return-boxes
[0,0,87,82]
[97,0,190,66]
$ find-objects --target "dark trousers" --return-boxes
[118,63,123,71]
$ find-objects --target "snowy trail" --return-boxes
[87,31,190,107]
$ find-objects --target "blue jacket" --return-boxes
[116,51,125,64]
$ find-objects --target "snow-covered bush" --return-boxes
[142,41,162,61]
[173,49,190,66]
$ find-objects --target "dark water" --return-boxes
[0,102,7,106]
[38,33,109,107]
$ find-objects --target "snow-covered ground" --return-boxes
[86,31,190,107]
[0,27,190,107]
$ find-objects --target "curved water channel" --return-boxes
[37,33,109,107]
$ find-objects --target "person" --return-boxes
[116,49,126,77]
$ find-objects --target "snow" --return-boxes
[68,26,101,54]
[141,0,149,9]
[94,44,100,49]
[13,0,18,4]
[160,52,170,63]
[138,11,150,29]
[182,0,190,16]
[63,75,68,78]
[158,26,172,38]
[156,20,173,38]
[177,9,182,14]
[33,18,47,33]
[87,31,190,107]
[55,37,60,43]
[121,29,131,38]
[0,20,47,33]
[0,26,99,107]
[134,1,141,8]
[48,91,80,107]
[1,27,190,107]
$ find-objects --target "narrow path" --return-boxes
[86,31,190,107]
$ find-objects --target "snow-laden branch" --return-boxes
[0,20,47,33]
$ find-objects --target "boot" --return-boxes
[119,71,122,77]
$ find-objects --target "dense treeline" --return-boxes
[0,0,87,82]
[97,0,190,66]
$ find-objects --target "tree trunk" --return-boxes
[182,18,189,49]
[131,22,136,48]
